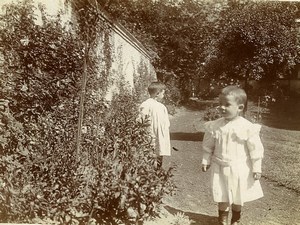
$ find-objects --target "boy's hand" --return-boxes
[253,172,262,180]
[202,164,210,172]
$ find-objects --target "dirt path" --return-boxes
[162,108,300,225]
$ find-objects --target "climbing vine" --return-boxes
[0,1,175,224]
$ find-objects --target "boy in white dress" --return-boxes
[139,82,171,167]
[201,85,264,225]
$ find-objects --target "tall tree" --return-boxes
[204,1,300,87]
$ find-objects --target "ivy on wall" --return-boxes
[0,1,174,224]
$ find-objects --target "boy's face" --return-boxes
[156,89,165,101]
[218,94,244,121]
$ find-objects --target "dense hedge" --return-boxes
[0,95,175,224]
[0,1,175,224]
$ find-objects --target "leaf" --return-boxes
[114,191,120,198]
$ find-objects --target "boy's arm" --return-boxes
[202,131,215,171]
[247,132,264,174]
[153,104,171,156]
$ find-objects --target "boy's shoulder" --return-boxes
[238,116,262,131]
[234,117,262,139]
[236,116,252,126]
[140,98,154,107]
[140,98,166,109]
[203,117,256,132]
[203,118,224,132]
[236,117,262,130]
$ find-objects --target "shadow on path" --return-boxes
[164,205,217,225]
[170,132,204,142]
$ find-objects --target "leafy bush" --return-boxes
[82,94,175,224]
[0,95,175,225]
[198,79,240,100]
[0,2,82,223]
[0,2,175,225]
[203,105,221,121]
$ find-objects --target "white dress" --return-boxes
[202,116,264,205]
[139,98,171,156]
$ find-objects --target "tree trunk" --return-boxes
[76,47,88,157]
[243,69,250,116]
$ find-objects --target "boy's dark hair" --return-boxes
[221,85,247,105]
[148,81,166,97]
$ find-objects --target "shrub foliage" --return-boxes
[0,1,175,224]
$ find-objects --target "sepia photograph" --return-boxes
[0,0,299,224]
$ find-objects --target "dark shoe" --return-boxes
[231,210,241,225]
[218,210,229,225]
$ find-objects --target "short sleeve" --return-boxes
[248,124,262,139]
[202,122,215,165]
[246,124,264,172]
[232,122,262,141]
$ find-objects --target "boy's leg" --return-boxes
[231,204,242,225]
[218,202,230,225]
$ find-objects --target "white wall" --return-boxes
[104,23,156,100]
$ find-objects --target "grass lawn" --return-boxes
[249,97,300,192]
[261,126,300,192]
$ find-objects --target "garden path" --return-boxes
[162,107,300,225]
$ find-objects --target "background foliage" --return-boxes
[98,0,300,101]
[204,1,300,86]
